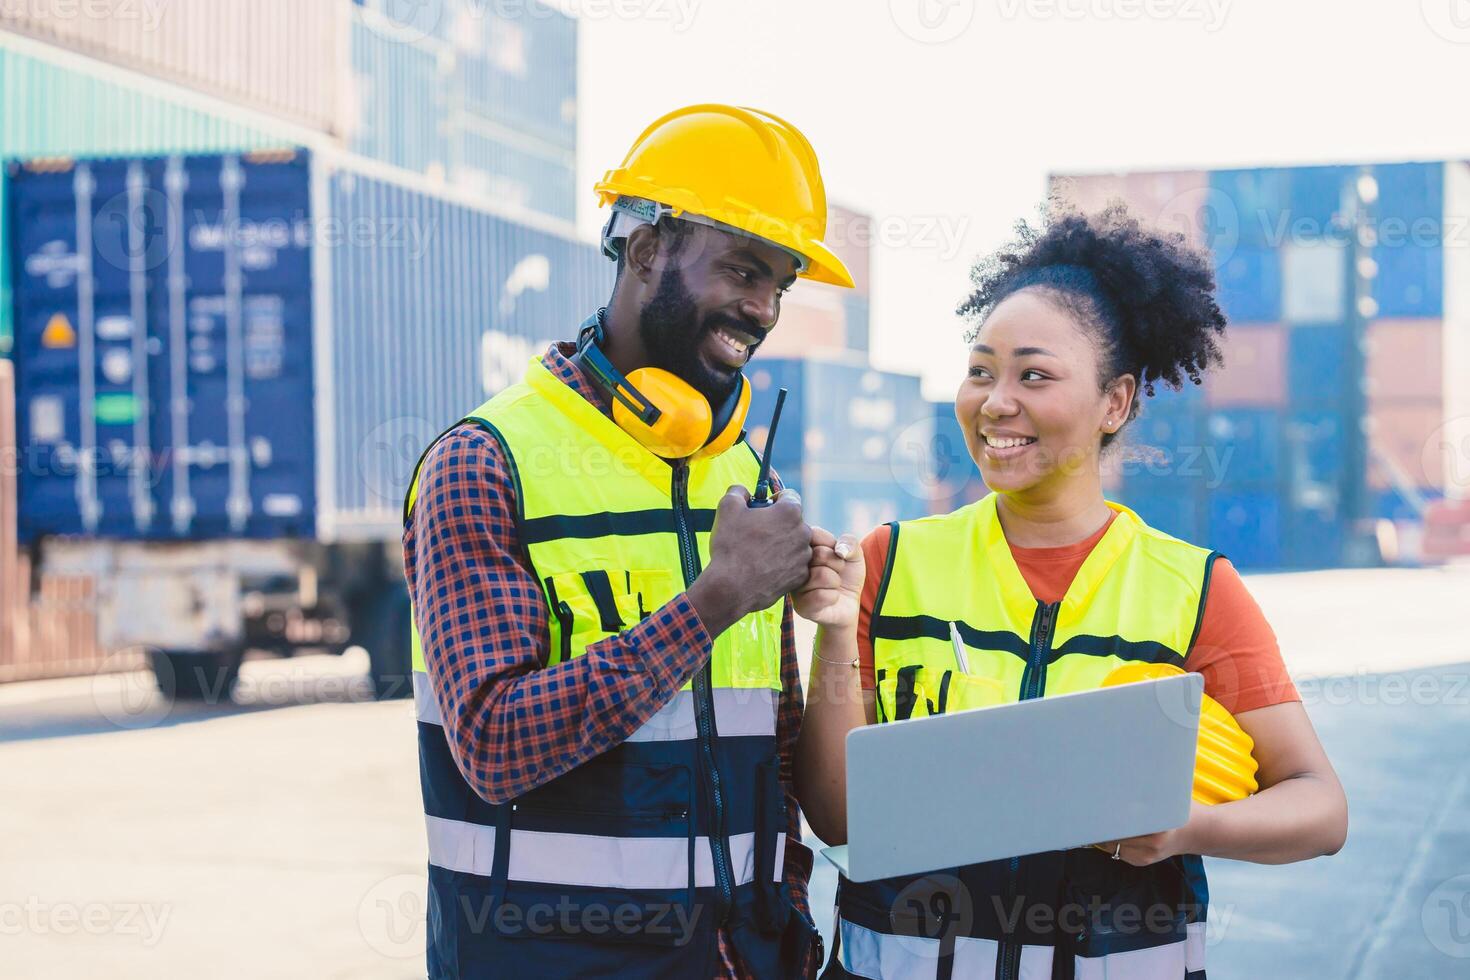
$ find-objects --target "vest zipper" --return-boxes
[671,460,736,925]
[998,601,1060,980]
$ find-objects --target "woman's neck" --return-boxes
[994,479,1113,549]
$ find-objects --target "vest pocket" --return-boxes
[544,569,676,663]
[875,666,1008,721]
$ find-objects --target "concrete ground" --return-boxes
[3,564,1469,978]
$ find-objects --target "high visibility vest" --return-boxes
[406,357,801,979]
[826,493,1219,980]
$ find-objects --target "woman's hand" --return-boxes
[791,526,864,628]
[1093,802,1213,866]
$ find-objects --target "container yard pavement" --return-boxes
[3,566,1470,978]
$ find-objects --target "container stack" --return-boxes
[1052,161,1464,569]
[744,356,932,536]
[757,204,874,358]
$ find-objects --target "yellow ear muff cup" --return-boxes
[691,374,751,462]
[612,366,713,459]
[1101,662,1259,804]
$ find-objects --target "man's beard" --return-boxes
[638,265,763,407]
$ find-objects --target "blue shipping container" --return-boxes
[746,356,929,470]
[1117,489,1204,544]
[1205,408,1284,488]
[1208,490,1282,570]
[1209,168,1289,249]
[1286,322,1356,407]
[1214,247,1282,324]
[9,149,613,543]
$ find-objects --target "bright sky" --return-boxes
[572,0,1470,399]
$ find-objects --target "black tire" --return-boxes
[367,582,414,701]
[150,648,244,703]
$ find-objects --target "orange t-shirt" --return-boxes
[855,512,1300,716]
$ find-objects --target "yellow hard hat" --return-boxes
[595,104,855,289]
[1101,662,1260,805]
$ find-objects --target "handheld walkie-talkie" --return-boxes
[748,388,787,508]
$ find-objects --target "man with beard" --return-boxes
[402,105,855,979]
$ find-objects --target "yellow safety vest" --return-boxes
[406,357,798,978]
[831,493,1219,980]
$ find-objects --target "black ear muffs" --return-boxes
[572,311,750,461]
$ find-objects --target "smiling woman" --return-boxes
[794,205,1348,980]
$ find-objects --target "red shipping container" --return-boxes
[1051,171,1212,250]
[762,293,846,357]
[1368,401,1445,491]
[1367,318,1444,403]
[1207,323,1287,407]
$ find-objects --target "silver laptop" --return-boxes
[823,673,1203,882]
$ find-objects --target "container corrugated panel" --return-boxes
[1280,240,1347,324]
[1208,323,1286,408]
[9,147,612,543]
[0,39,293,354]
[451,6,577,150]
[1117,489,1204,544]
[1214,246,1281,324]
[324,163,613,534]
[451,127,576,223]
[844,294,871,354]
[1285,166,1352,233]
[1205,409,1284,488]
[1367,318,1443,402]
[0,0,344,132]
[1208,490,1282,570]
[1371,162,1444,318]
[1286,323,1354,408]
[346,15,450,178]
[1282,409,1349,488]
[1209,168,1289,249]
[1368,401,1444,491]
[745,358,933,509]
[826,205,873,297]
[9,152,318,542]
[1280,506,1343,570]
[801,469,930,537]
[756,292,845,358]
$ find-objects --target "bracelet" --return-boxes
[814,651,860,668]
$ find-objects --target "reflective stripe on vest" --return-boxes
[837,493,1217,978]
[404,355,787,969]
[836,918,1207,980]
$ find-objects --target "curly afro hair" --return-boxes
[957,203,1227,448]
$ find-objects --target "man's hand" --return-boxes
[792,527,864,629]
[688,486,812,638]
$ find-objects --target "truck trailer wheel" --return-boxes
[367,584,414,701]
[150,648,245,703]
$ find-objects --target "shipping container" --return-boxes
[844,293,871,354]
[1,36,297,353]
[345,15,450,179]
[1282,409,1350,489]
[801,469,931,538]
[1116,488,1204,544]
[1368,401,1444,491]
[1208,323,1286,408]
[1367,318,1443,402]
[449,5,577,150]
[1207,490,1282,570]
[1280,240,1347,324]
[1285,166,1352,236]
[1280,504,1344,570]
[1286,322,1356,408]
[1214,246,1282,324]
[1205,408,1284,488]
[1370,162,1444,318]
[1049,171,1215,251]
[8,149,608,543]
[0,0,345,132]
[746,356,928,469]
[344,6,578,222]
[7,146,609,695]
[1209,167,1289,249]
